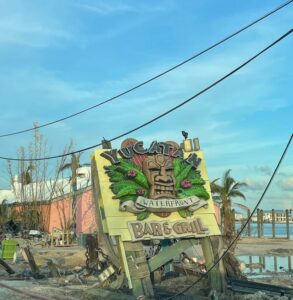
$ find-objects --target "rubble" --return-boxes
[0,233,290,300]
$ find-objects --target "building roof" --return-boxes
[0,166,91,204]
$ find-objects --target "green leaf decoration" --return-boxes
[178,208,193,218]
[173,159,182,178]
[106,160,149,189]
[137,211,151,221]
[178,186,209,199]
[105,169,125,182]
[105,160,149,205]
[175,164,193,189]
[113,187,139,199]
[110,180,141,195]
[189,177,206,185]
[173,158,210,217]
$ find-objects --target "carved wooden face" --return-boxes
[143,154,176,199]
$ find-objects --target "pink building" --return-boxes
[10,187,98,234]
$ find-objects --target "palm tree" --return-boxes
[211,169,247,238]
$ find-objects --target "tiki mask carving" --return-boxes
[143,154,176,199]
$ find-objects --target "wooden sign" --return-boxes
[128,217,209,241]
[91,138,220,241]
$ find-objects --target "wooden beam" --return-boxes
[0,258,15,274]
[201,236,222,293]
[148,239,198,272]
[272,209,275,238]
[257,209,261,238]
[286,209,290,240]
[22,246,40,274]
[124,241,154,299]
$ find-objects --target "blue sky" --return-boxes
[0,0,292,210]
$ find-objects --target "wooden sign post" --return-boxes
[91,137,222,298]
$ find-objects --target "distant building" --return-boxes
[263,211,272,223]
[0,166,98,234]
[274,209,292,223]
[234,212,243,221]
[252,209,293,223]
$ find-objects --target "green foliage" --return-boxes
[137,211,151,221]
[178,208,193,218]
[178,186,209,199]
[105,160,149,204]
[173,158,209,197]
[173,158,210,218]
[210,169,247,237]
[175,164,193,189]
[105,168,125,182]
[110,180,140,195]
[173,158,182,178]
[105,157,211,220]
[105,160,149,189]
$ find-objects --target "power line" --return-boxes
[0,0,292,139]
[164,133,293,299]
[0,28,291,162]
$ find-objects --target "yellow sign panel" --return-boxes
[91,139,220,241]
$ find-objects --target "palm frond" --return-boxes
[228,190,246,200]
[232,182,248,190]
[210,181,222,194]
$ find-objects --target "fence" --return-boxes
[235,209,291,240]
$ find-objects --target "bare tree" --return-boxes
[59,152,82,233]
[6,124,73,231]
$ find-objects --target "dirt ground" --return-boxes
[235,238,293,256]
[0,238,292,299]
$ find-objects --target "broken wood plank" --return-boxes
[22,246,40,274]
[148,239,198,272]
[0,258,15,274]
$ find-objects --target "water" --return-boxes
[235,222,293,239]
[234,223,293,277]
[238,255,293,276]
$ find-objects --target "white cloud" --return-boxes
[76,1,170,15]
[0,68,96,106]
[242,177,267,191]
[0,5,72,47]
[251,165,272,176]
[277,177,293,191]
[77,3,136,14]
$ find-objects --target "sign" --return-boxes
[128,217,209,241]
[103,139,209,220]
[120,196,208,213]
[91,137,221,241]
[101,140,201,168]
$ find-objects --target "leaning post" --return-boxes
[257,209,261,238]
[272,209,276,238]
[201,237,222,294]
[247,209,251,237]
[274,256,278,273]
[260,210,264,237]
[286,209,290,240]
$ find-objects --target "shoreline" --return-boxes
[235,237,293,256]
[235,221,293,224]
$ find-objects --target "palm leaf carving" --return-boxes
[105,160,149,207]
[173,158,210,218]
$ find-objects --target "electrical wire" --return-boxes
[0,0,292,139]
[164,133,293,299]
[0,28,291,161]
